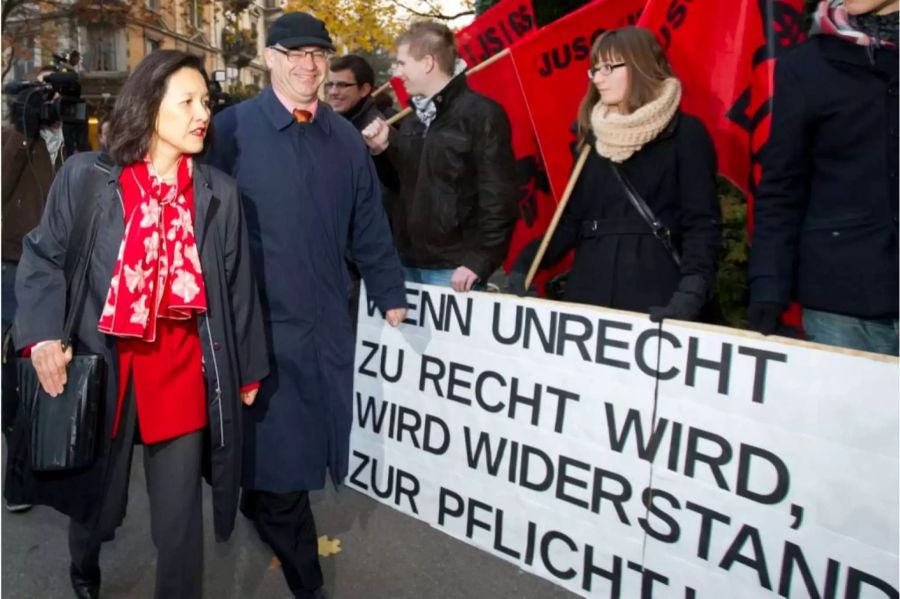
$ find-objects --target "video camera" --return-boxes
[4,60,87,139]
[208,79,239,115]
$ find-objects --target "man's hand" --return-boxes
[241,388,259,406]
[31,340,72,397]
[385,307,407,327]
[361,118,390,155]
[451,266,480,292]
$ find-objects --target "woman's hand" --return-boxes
[31,340,73,397]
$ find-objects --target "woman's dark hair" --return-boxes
[106,50,210,165]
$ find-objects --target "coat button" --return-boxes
[213,342,222,351]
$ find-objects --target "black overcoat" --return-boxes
[8,152,268,542]
[536,113,721,312]
[749,35,898,317]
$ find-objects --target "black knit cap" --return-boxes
[266,12,335,51]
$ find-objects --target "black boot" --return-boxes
[69,563,100,599]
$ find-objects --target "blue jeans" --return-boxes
[404,267,486,291]
[803,308,899,356]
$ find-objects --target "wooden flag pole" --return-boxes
[385,106,413,127]
[524,143,592,290]
[372,81,393,97]
[385,48,511,127]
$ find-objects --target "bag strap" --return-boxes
[60,153,115,348]
[609,162,682,268]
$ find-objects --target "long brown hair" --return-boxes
[576,27,674,145]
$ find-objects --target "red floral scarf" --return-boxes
[98,157,207,341]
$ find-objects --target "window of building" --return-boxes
[147,0,160,10]
[85,26,118,71]
[146,37,161,55]
[186,0,202,29]
[12,38,36,81]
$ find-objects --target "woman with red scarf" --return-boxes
[11,50,268,598]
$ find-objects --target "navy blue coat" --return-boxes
[207,87,406,492]
[749,35,898,317]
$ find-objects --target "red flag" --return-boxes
[509,0,646,201]
[390,77,410,108]
[465,55,562,284]
[637,0,806,200]
[455,0,538,68]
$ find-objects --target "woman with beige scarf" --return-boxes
[510,27,721,322]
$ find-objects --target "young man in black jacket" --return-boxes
[362,21,518,292]
[748,0,898,355]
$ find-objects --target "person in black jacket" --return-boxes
[748,0,898,355]
[362,20,519,292]
[509,27,721,320]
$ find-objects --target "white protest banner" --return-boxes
[350,283,899,598]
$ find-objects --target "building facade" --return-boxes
[3,0,286,128]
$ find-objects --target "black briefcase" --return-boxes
[16,351,104,471]
[12,154,113,472]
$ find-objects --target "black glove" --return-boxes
[649,275,708,323]
[747,302,785,336]
[506,271,538,297]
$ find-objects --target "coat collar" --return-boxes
[260,85,333,135]
[817,34,898,74]
[346,97,378,129]
[432,74,468,116]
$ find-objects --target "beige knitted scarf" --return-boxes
[591,77,682,163]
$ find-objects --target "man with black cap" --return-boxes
[206,12,407,599]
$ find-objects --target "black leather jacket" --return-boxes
[381,75,518,280]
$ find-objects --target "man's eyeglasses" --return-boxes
[587,62,626,78]
[324,82,359,91]
[271,47,331,64]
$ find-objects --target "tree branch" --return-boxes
[2,44,15,79]
[389,0,474,20]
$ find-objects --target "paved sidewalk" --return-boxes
[2,445,575,598]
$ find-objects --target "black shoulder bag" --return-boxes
[609,162,682,268]
[16,154,113,471]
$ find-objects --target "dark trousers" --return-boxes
[242,489,323,597]
[69,385,204,599]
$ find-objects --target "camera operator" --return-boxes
[1,65,66,512]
